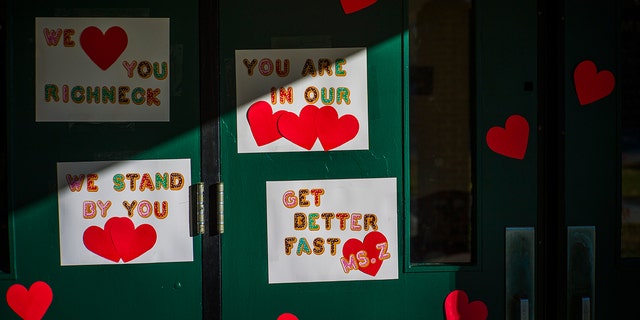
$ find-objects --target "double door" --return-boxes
[2,0,638,319]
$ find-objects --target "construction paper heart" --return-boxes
[83,217,156,262]
[573,60,615,106]
[83,221,120,263]
[277,313,299,320]
[6,281,53,320]
[80,26,128,70]
[315,106,359,151]
[342,231,388,276]
[247,101,286,146]
[444,290,488,320]
[108,217,157,262]
[278,105,319,150]
[486,114,529,160]
[340,0,377,14]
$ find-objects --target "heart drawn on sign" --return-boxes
[315,106,360,151]
[340,0,378,14]
[6,281,53,320]
[80,26,128,70]
[277,105,320,150]
[247,101,286,146]
[444,290,488,320]
[342,231,389,276]
[486,114,529,160]
[573,60,615,106]
[83,216,157,263]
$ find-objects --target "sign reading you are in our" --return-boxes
[235,47,369,153]
[35,17,170,122]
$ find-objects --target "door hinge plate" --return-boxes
[216,182,224,234]
[189,182,224,236]
[189,182,205,236]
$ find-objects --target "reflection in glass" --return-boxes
[621,0,640,258]
[409,0,473,264]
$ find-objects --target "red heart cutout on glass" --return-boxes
[444,290,488,320]
[6,281,53,320]
[247,101,286,146]
[278,105,319,150]
[342,231,389,276]
[573,60,615,106]
[315,106,360,151]
[80,26,128,70]
[340,0,377,14]
[486,114,529,160]
[108,217,157,263]
[277,313,299,320]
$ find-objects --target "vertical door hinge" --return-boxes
[190,182,205,236]
[189,182,224,236]
[216,182,224,234]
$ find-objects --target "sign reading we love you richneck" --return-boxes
[35,18,170,122]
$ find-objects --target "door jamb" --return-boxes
[200,0,222,319]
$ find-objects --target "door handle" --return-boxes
[520,298,530,320]
[567,226,595,320]
[582,297,591,320]
[505,227,535,320]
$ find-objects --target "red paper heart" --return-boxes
[6,281,53,320]
[342,231,388,276]
[278,105,319,150]
[83,217,156,262]
[315,106,360,151]
[277,313,299,320]
[486,115,529,160]
[444,290,488,320]
[573,60,615,106]
[247,101,286,146]
[340,0,377,14]
[83,219,120,263]
[80,26,128,70]
[108,217,157,263]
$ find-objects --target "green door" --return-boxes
[1,0,203,319]
[218,0,639,319]
[218,0,534,318]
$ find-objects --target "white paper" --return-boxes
[236,48,369,153]
[36,17,170,122]
[266,178,398,283]
[57,159,193,266]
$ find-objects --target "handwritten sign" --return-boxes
[236,48,368,153]
[36,17,170,122]
[266,178,398,283]
[57,159,192,265]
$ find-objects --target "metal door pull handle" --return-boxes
[582,297,591,320]
[520,299,529,320]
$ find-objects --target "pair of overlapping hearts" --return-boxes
[247,101,360,151]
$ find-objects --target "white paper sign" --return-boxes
[266,178,398,284]
[236,48,369,153]
[57,159,193,266]
[36,17,170,122]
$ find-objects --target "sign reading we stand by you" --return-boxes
[235,47,369,153]
[57,159,193,266]
[266,178,398,284]
[35,17,170,122]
